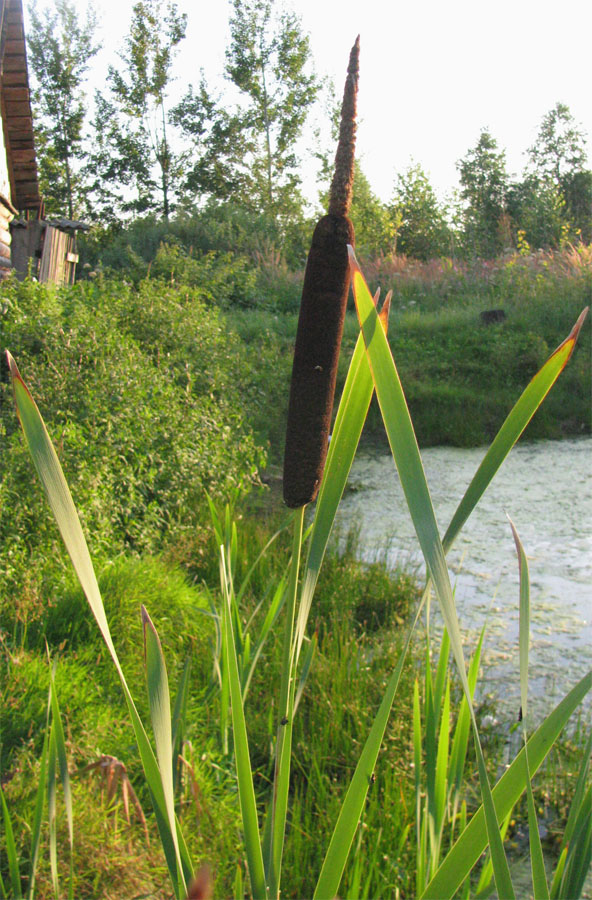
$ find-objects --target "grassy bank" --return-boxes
[1,244,590,897]
[1,510,422,897]
[2,502,588,897]
[229,244,591,461]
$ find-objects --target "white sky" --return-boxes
[30,0,592,206]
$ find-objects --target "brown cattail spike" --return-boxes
[329,35,360,218]
[283,38,360,509]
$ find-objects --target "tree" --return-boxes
[87,0,186,221]
[526,103,591,243]
[27,0,100,218]
[390,163,451,260]
[224,0,320,237]
[348,162,394,258]
[506,176,567,250]
[457,130,509,258]
[170,77,251,204]
[528,102,587,186]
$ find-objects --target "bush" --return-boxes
[0,276,265,606]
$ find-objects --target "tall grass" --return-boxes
[3,244,590,898]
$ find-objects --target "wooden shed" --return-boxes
[10,216,89,284]
[0,0,86,285]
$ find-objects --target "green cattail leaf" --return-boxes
[441,307,588,557]
[509,517,531,724]
[448,629,484,797]
[171,656,192,762]
[48,718,58,898]
[0,785,21,899]
[142,606,186,895]
[350,251,515,900]
[550,730,592,899]
[557,784,592,899]
[509,519,549,898]
[8,352,192,897]
[296,291,388,664]
[48,658,74,898]
[314,602,422,900]
[434,679,451,842]
[421,669,592,899]
[413,678,425,896]
[220,546,267,900]
[26,690,51,900]
[524,747,550,900]
[267,507,304,899]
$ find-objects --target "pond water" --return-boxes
[334,436,592,724]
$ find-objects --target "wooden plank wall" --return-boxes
[0,0,40,211]
[38,226,77,285]
[0,191,14,278]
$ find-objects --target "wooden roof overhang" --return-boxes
[0,0,41,212]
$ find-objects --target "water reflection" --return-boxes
[335,436,592,721]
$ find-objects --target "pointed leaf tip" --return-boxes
[556,306,588,362]
[568,306,588,342]
[6,349,22,386]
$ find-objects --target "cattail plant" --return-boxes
[6,27,591,898]
[283,36,359,508]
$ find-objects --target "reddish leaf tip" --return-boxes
[379,290,392,331]
[553,306,589,365]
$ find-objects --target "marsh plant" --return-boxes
[3,243,590,898]
[2,40,591,900]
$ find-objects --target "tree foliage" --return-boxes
[86,0,187,221]
[528,102,587,185]
[526,103,591,244]
[348,162,394,259]
[390,163,451,260]
[224,0,320,235]
[26,2,591,262]
[457,129,510,258]
[26,0,100,218]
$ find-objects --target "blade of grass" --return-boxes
[314,599,423,899]
[142,606,186,897]
[550,729,592,898]
[48,717,58,898]
[433,678,451,865]
[349,249,515,900]
[413,678,426,897]
[266,505,305,898]
[219,546,267,900]
[48,656,74,900]
[26,689,51,900]
[172,656,192,792]
[510,517,549,899]
[557,784,592,899]
[8,351,192,897]
[0,786,21,899]
[421,669,592,899]
[448,628,483,802]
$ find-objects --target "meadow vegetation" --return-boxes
[1,238,590,897]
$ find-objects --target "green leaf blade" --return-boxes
[421,669,592,899]
[142,606,186,897]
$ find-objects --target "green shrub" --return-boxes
[0,276,265,605]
